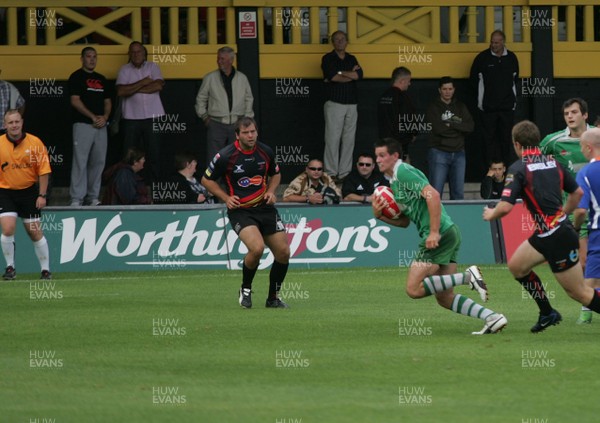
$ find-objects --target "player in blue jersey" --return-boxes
[202,117,290,309]
[574,128,600,311]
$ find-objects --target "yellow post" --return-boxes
[327,7,338,38]
[131,7,142,43]
[7,7,18,46]
[484,6,495,39]
[521,6,530,44]
[45,8,56,45]
[584,5,594,42]
[347,8,356,43]
[207,7,217,45]
[169,7,179,45]
[466,6,478,43]
[503,6,514,43]
[310,7,320,44]
[187,7,199,45]
[226,7,236,45]
[566,5,576,42]
[291,7,302,44]
[449,6,459,44]
[273,8,284,45]
[150,7,161,45]
[27,8,37,46]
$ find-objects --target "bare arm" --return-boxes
[137,79,164,94]
[36,173,50,209]
[70,95,96,121]
[343,193,370,203]
[482,201,514,221]
[573,207,587,232]
[264,173,281,205]
[422,185,441,249]
[116,76,153,97]
[201,176,240,209]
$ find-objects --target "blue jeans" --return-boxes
[427,148,465,200]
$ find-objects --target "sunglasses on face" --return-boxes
[307,167,323,171]
[358,162,373,167]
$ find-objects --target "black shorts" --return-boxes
[228,206,285,236]
[0,185,41,219]
[528,222,579,273]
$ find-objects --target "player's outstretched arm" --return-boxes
[482,201,513,221]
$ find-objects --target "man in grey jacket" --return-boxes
[195,46,254,164]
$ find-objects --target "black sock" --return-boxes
[587,289,600,313]
[268,261,289,299]
[242,261,258,290]
[516,271,553,315]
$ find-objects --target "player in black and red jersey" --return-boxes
[483,120,600,332]
[202,117,290,309]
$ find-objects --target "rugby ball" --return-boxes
[373,186,401,220]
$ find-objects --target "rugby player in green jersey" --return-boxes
[540,98,594,324]
[372,138,507,334]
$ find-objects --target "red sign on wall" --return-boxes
[239,11,257,39]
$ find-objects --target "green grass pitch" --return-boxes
[2,265,598,422]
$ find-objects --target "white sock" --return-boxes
[1,234,15,268]
[33,237,50,271]
[451,294,494,320]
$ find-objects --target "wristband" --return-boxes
[38,194,47,198]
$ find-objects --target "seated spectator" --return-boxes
[167,151,214,204]
[480,160,506,200]
[102,147,150,205]
[283,158,341,204]
[342,153,389,203]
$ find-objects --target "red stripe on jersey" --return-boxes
[523,155,564,232]
[224,149,240,196]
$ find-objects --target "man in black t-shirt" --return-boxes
[342,153,388,203]
[483,120,600,333]
[321,31,363,181]
[68,46,111,206]
[202,117,290,309]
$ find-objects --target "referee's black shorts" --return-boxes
[528,222,579,273]
[228,205,285,236]
[0,185,41,219]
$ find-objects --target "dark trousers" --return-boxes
[206,120,237,165]
[122,118,161,181]
[482,110,515,166]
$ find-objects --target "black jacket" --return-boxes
[470,48,519,112]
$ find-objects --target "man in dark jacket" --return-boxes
[425,77,474,200]
[470,30,519,166]
[378,66,417,162]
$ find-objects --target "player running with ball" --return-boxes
[373,138,507,334]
